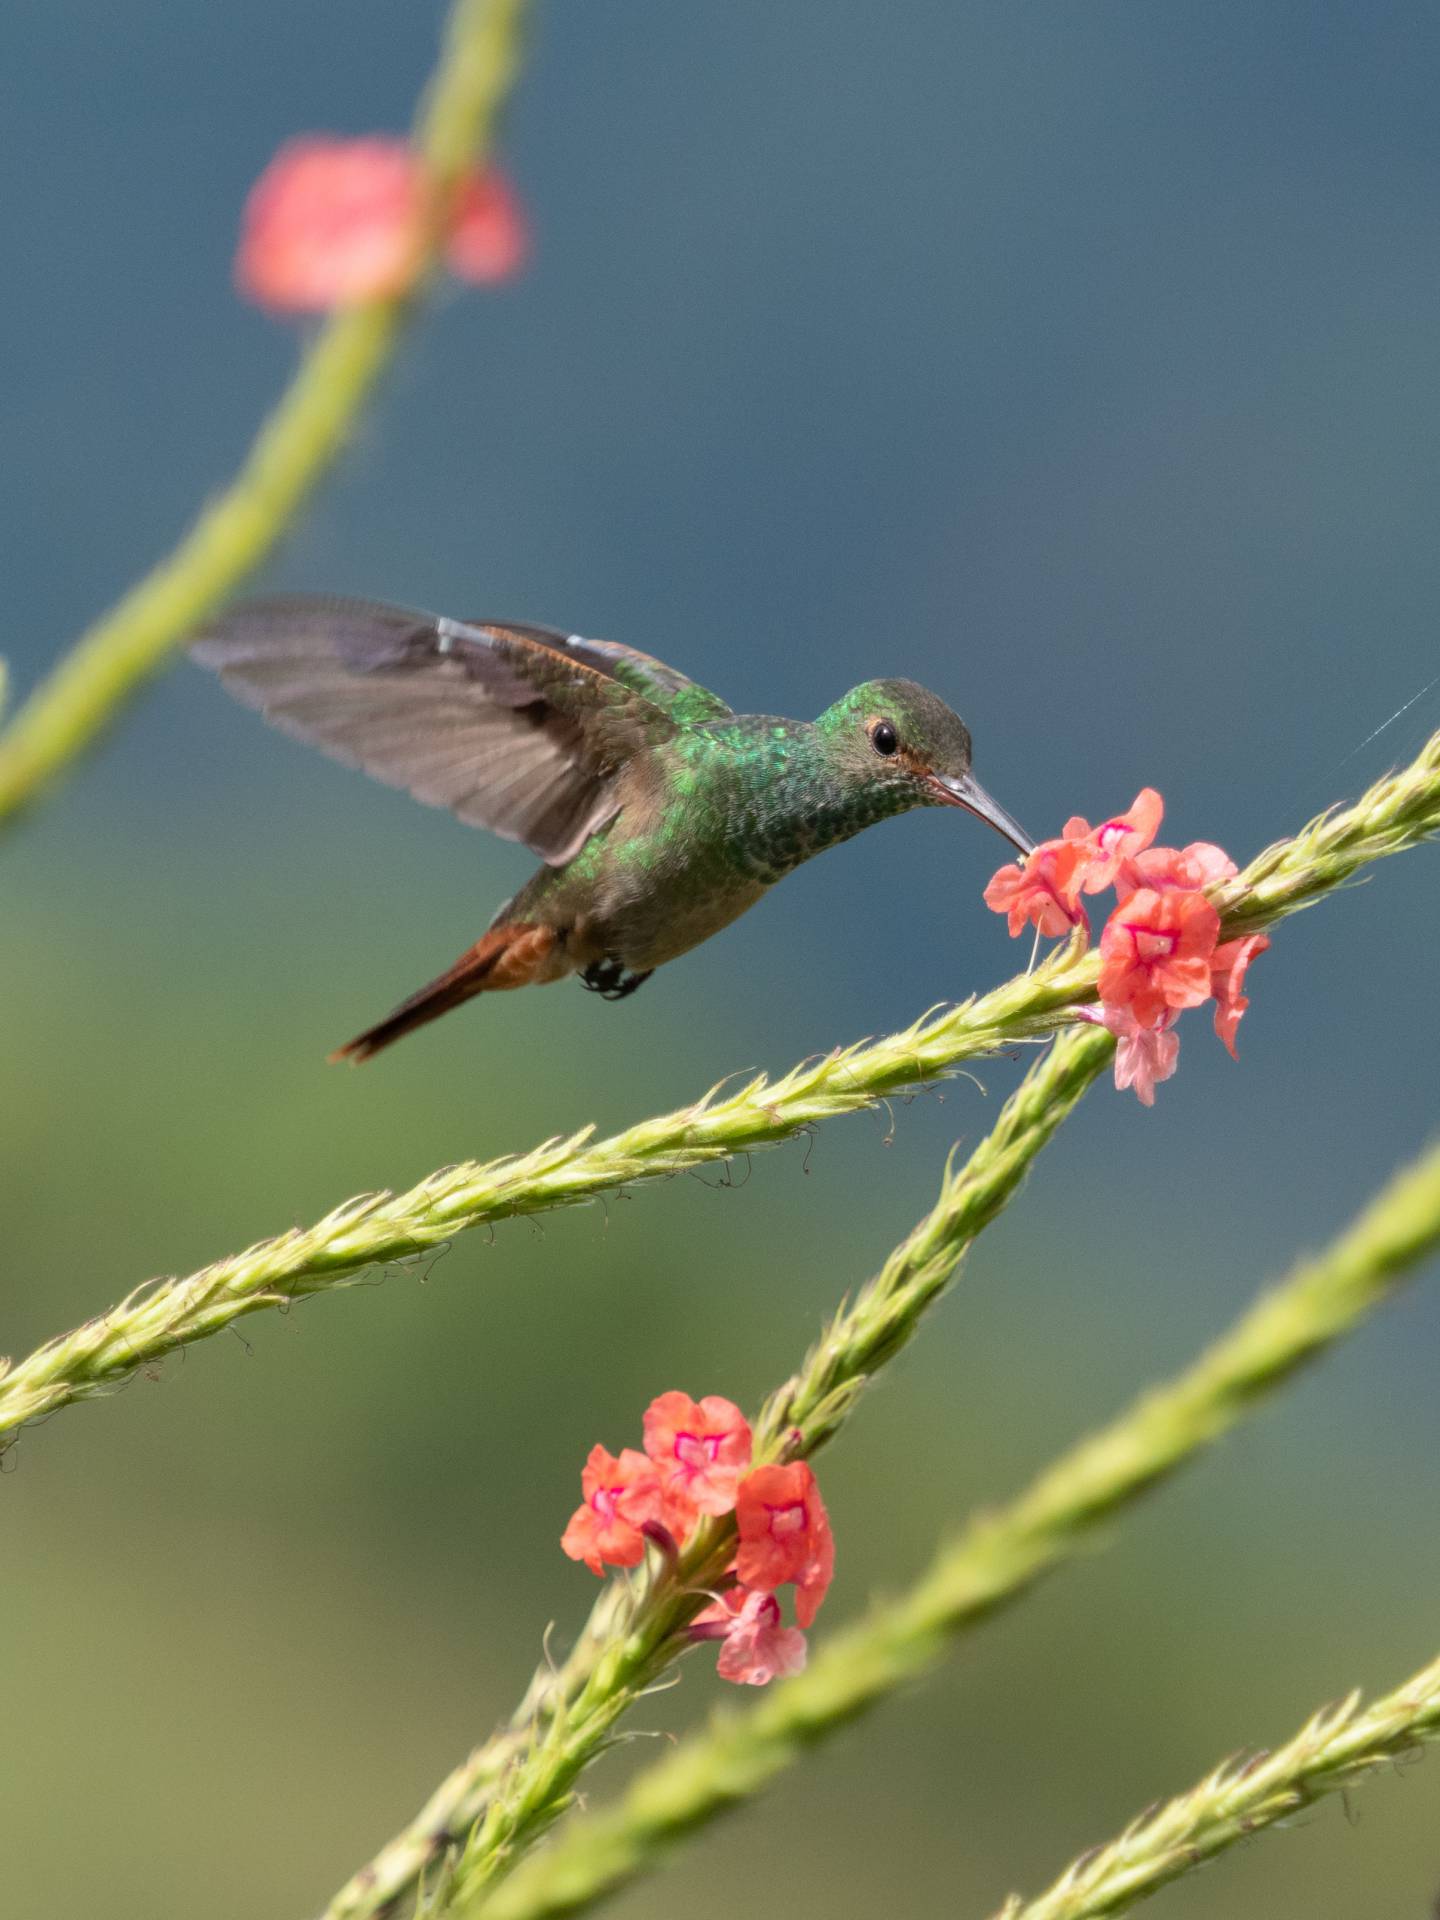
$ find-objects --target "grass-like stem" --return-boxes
[0,0,532,829]
[990,1646,1440,1919]
[4,727,1438,1458]
[457,1137,1440,1920]
[315,1024,1110,1920]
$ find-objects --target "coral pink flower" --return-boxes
[1210,933,1269,1059]
[1098,886,1221,1029]
[983,839,1088,938]
[1062,789,1164,894]
[1119,840,1237,899]
[643,1392,752,1520]
[735,1463,834,1622]
[235,137,526,314]
[990,782,1264,1103]
[560,1445,665,1577]
[1099,1005,1180,1107]
[710,1589,807,1686]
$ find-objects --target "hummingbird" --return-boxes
[192,595,1035,1062]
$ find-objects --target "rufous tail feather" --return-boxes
[330,923,559,1063]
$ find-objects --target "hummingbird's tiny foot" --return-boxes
[580,956,625,996]
[580,958,653,1000]
[607,968,653,1001]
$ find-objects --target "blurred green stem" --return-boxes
[316,1025,1110,1920]
[991,1647,1440,1920]
[3,727,1439,1458]
[460,1136,1440,1920]
[0,0,532,830]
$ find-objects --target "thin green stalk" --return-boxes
[316,1027,1110,1920]
[754,1022,1114,1457]
[458,1137,1440,1920]
[991,1649,1440,1920]
[0,0,532,829]
[5,728,1439,1459]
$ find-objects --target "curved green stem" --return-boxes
[3,727,1438,1459]
[461,1136,1440,1920]
[991,1647,1440,1920]
[0,0,532,829]
[315,1026,1110,1920]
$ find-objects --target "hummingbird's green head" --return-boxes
[816,678,1034,856]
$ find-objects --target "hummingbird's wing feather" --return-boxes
[543,632,733,723]
[191,595,690,865]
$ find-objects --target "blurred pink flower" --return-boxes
[235,136,526,314]
[446,167,528,283]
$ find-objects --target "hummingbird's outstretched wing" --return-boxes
[192,595,730,865]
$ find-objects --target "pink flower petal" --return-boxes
[983,840,1088,939]
[560,1444,664,1577]
[736,1463,834,1621]
[1062,789,1165,893]
[714,1589,808,1686]
[447,168,528,283]
[1101,1005,1180,1106]
[1119,840,1237,899]
[1098,886,1221,1028]
[1210,933,1269,1059]
[642,1391,752,1522]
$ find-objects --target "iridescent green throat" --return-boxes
[674,717,917,886]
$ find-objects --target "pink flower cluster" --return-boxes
[984,790,1269,1105]
[235,136,527,314]
[560,1392,833,1686]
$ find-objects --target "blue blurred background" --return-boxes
[4,3,1439,1914]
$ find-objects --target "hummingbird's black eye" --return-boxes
[870,720,899,757]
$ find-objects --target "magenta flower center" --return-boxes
[767,1500,807,1538]
[1132,926,1178,964]
[592,1486,621,1521]
[675,1431,721,1469]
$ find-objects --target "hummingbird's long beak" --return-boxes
[928,771,1036,858]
